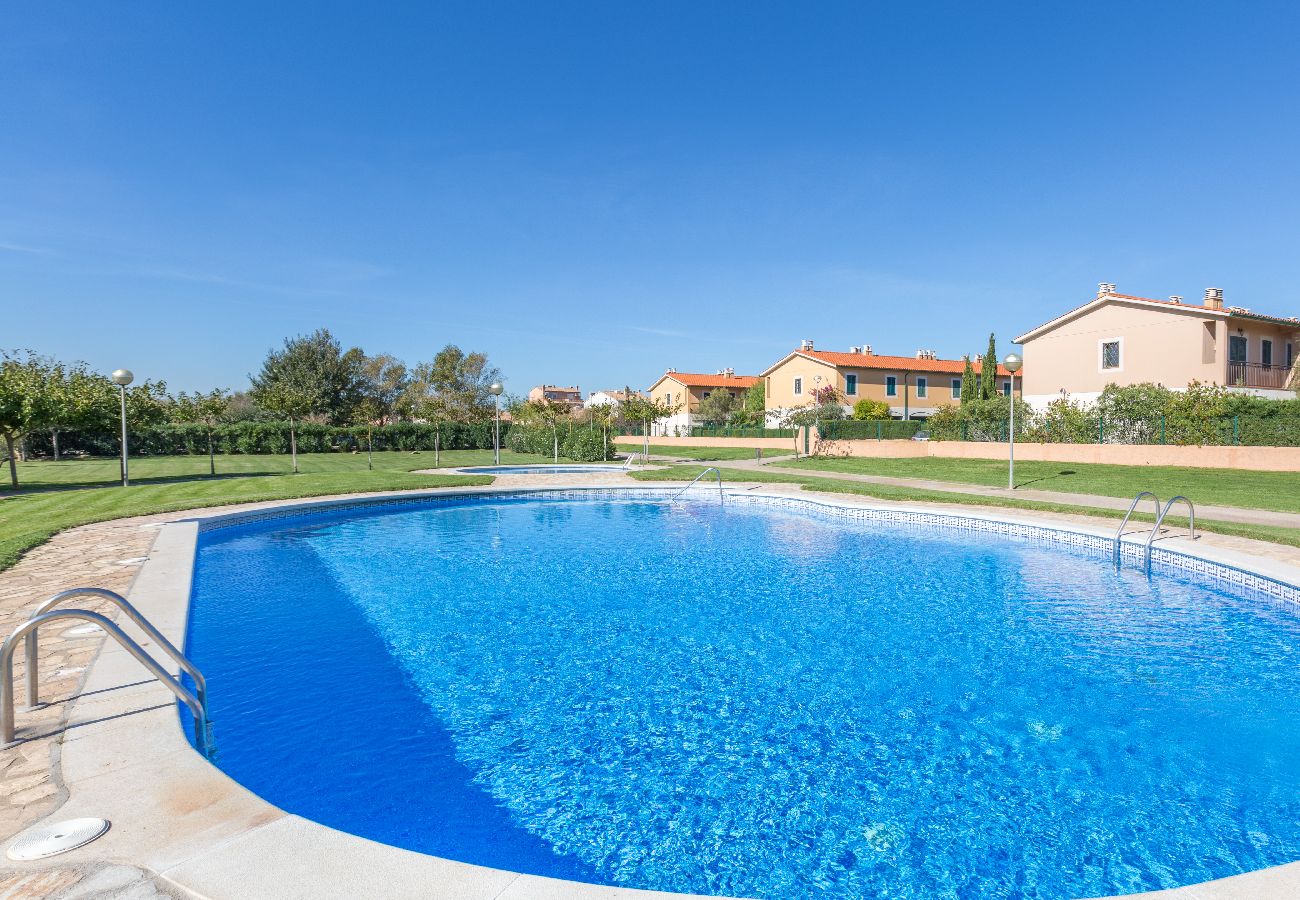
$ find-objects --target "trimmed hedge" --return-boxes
[26,421,510,457]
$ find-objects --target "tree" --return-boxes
[730,382,766,427]
[419,345,501,421]
[250,338,330,474]
[250,329,366,428]
[979,334,998,400]
[960,355,977,404]
[172,389,231,476]
[0,351,59,488]
[515,398,572,462]
[620,395,679,462]
[46,362,113,461]
[588,402,619,461]
[696,390,737,427]
[359,353,409,425]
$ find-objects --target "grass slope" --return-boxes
[778,456,1300,514]
[631,464,1300,549]
[0,450,525,571]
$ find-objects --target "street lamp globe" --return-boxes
[1002,354,1022,374]
[111,369,135,386]
[488,382,503,397]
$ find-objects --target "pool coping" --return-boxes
[8,483,1300,899]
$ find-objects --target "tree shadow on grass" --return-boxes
[1014,469,1079,489]
[0,469,286,496]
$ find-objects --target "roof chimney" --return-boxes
[1098,282,1116,297]
[915,349,926,359]
[1204,288,1224,310]
[800,339,814,351]
[1169,296,1183,304]
[667,367,676,373]
[863,345,872,355]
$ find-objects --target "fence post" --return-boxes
[1234,415,1240,445]
[877,421,882,441]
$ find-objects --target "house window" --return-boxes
[1263,340,1273,367]
[793,377,803,396]
[1230,335,1248,363]
[916,377,928,398]
[951,378,961,399]
[1003,381,1012,396]
[845,373,857,396]
[702,391,711,399]
[1101,340,1121,370]
[885,376,897,397]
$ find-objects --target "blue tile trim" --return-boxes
[192,488,1300,607]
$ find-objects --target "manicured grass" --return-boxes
[777,456,1300,515]
[0,450,541,572]
[621,444,794,461]
[631,464,1300,550]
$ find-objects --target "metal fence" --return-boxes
[934,415,1300,447]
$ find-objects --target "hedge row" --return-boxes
[505,425,616,461]
[28,421,510,457]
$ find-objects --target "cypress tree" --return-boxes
[979,333,998,400]
[959,355,976,404]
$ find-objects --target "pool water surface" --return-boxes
[187,496,1300,898]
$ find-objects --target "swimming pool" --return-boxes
[458,464,631,475]
[187,492,1300,898]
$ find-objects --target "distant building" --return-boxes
[1014,284,1300,409]
[645,368,760,435]
[761,340,1014,422]
[527,384,584,410]
[584,389,643,409]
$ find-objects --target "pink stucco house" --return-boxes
[1015,284,1300,409]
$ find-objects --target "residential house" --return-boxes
[645,369,761,435]
[761,340,1015,422]
[1014,284,1300,409]
[584,389,643,409]
[527,384,584,411]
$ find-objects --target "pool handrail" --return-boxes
[622,451,641,469]
[1114,491,1160,566]
[1144,495,1196,573]
[671,467,724,505]
[24,587,207,712]
[1,609,212,756]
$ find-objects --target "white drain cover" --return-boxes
[6,818,110,860]
[63,623,104,637]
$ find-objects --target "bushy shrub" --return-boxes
[561,429,613,461]
[852,399,891,420]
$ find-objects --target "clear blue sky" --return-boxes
[4,2,1299,394]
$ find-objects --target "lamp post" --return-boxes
[489,382,504,465]
[111,369,134,487]
[1003,354,1022,489]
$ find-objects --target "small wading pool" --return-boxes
[457,464,630,475]
[186,493,1300,899]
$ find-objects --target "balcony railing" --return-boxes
[1228,361,1295,390]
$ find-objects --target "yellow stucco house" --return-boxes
[760,341,1014,422]
[646,368,761,435]
[1014,284,1300,409]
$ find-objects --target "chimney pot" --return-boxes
[1204,288,1224,310]
[863,345,872,355]
[1169,296,1183,304]
[1098,282,1116,297]
[800,339,814,351]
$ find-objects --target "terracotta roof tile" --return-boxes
[661,372,761,389]
[800,349,1015,377]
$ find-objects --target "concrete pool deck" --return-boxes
[4,476,1300,898]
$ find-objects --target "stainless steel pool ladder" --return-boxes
[622,450,642,469]
[1143,496,1196,574]
[0,588,212,756]
[1114,492,1196,572]
[671,466,724,504]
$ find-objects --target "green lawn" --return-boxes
[630,464,1300,549]
[0,450,549,571]
[776,456,1300,515]
[623,444,794,461]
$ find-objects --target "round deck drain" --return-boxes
[6,818,110,861]
[63,623,104,637]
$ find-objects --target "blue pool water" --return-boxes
[187,496,1300,898]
